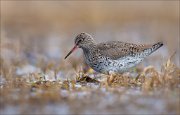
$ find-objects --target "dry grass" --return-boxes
[0,52,179,114]
[0,1,179,114]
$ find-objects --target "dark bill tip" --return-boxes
[64,45,78,59]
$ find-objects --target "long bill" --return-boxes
[64,45,78,59]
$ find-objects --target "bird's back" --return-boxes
[96,41,163,60]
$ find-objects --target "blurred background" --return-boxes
[1,1,179,68]
[1,1,179,114]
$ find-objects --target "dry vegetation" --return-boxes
[0,50,179,114]
[1,1,180,114]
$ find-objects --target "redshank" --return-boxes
[65,32,163,76]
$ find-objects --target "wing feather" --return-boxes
[96,41,151,60]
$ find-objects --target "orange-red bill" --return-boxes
[64,45,78,59]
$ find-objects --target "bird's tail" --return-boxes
[140,42,163,57]
[151,42,163,52]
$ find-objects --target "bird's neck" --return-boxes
[82,44,96,63]
[81,43,96,57]
[81,43,96,51]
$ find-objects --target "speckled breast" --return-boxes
[85,55,143,74]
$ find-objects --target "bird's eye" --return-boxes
[78,39,82,43]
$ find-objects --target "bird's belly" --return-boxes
[115,56,143,72]
[87,56,143,74]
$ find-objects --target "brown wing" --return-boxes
[97,41,151,60]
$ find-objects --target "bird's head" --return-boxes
[74,32,95,48]
[64,32,95,59]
